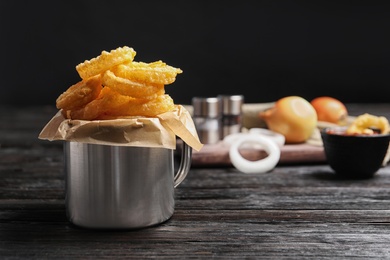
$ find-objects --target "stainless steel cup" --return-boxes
[64,141,192,229]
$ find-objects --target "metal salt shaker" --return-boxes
[192,97,221,144]
[219,95,244,138]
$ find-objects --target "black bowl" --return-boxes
[321,127,390,178]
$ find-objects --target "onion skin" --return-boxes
[259,96,317,144]
[310,96,348,125]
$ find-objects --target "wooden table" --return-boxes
[1,104,390,258]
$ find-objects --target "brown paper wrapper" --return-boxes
[38,105,203,151]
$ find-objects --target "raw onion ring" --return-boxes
[229,135,281,174]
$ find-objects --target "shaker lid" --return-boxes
[192,97,221,117]
[219,95,244,115]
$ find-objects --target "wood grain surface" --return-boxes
[1,105,390,259]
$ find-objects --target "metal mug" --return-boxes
[64,141,192,229]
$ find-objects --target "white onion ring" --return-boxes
[248,128,285,147]
[223,133,256,148]
[229,135,281,174]
[223,128,285,149]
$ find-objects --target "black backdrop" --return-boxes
[1,0,390,106]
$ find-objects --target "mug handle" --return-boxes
[174,141,192,188]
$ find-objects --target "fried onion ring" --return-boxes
[112,61,183,85]
[347,113,390,135]
[56,74,102,111]
[76,46,136,79]
[102,70,165,100]
[68,87,175,120]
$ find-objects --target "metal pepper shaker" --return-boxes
[192,97,221,144]
[219,95,244,138]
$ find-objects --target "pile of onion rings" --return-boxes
[56,46,182,120]
[346,113,389,135]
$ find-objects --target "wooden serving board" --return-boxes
[186,142,326,167]
[181,103,332,167]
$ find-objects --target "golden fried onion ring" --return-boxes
[58,46,181,121]
[102,70,165,100]
[347,113,390,135]
[56,74,102,111]
[76,46,136,79]
[67,87,175,120]
[112,61,183,85]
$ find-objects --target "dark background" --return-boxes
[1,0,390,106]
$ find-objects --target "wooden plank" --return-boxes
[190,142,326,166]
[1,105,390,259]
[1,207,390,258]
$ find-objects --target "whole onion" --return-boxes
[259,96,317,143]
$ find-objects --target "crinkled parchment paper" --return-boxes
[39,105,203,151]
